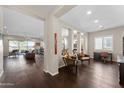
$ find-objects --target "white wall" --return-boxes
[88,26,124,61]
[3,36,9,56]
[0,7,3,77]
[0,34,3,77]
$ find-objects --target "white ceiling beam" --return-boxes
[53,5,76,17]
[4,34,43,41]
[2,5,76,20]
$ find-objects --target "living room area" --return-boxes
[2,6,44,58]
[0,6,45,87]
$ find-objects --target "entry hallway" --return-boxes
[0,55,123,88]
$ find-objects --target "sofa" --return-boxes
[25,50,35,60]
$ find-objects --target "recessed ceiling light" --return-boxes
[73,30,77,34]
[99,25,103,28]
[94,20,99,23]
[86,10,92,15]
[81,33,84,35]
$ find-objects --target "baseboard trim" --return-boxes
[48,71,59,76]
[43,69,48,73]
[59,64,65,68]
[43,69,59,76]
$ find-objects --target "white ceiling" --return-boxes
[3,8,44,39]
[60,5,124,32]
[4,5,124,39]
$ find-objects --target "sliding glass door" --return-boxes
[19,41,28,52]
[9,40,35,52]
[9,41,19,52]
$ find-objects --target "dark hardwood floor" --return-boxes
[0,55,123,88]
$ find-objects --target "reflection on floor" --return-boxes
[0,55,123,88]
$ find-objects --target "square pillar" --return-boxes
[44,15,62,76]
[68,29,73,53]
[77,32,81,53]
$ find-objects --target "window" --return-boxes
[103,37,112,49]
[9,40,35,52]
[62,38,68,49]
[27,41,35,50]
[62,28,69,37]
[95,36,113,50]
[95,37,103,50]
[9,41,19,52]
[62,28,69,50]
[19,41,28,51]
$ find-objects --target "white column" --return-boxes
[83,33,88,54]
[77,32,81,53]
[44,15,62,76]
[68,29,73,53]
[0,6,4,78]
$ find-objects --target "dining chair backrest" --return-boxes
[100,52,109,58]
